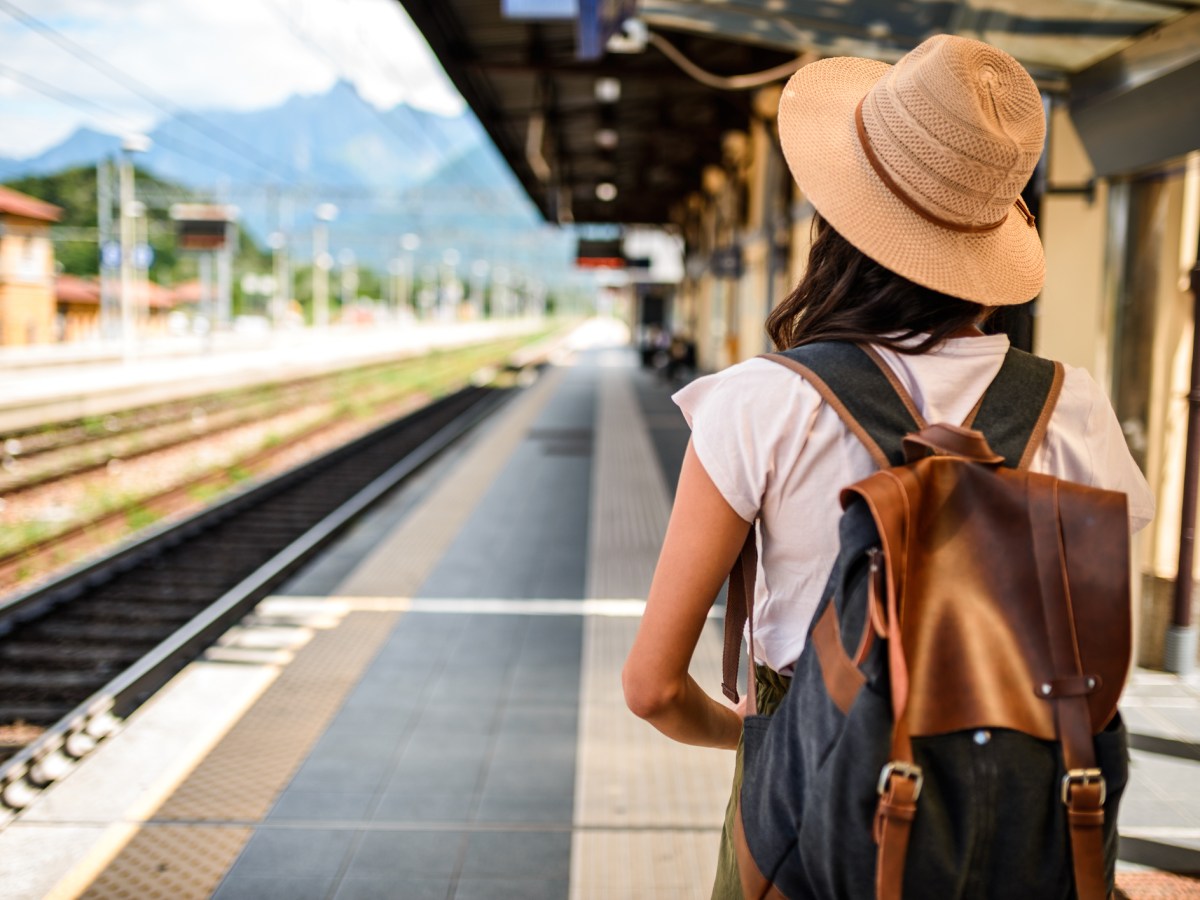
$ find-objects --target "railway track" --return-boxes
[0,336,547,590]
[0,336,542,497]
[0,380,513,811]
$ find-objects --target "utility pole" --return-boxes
[400,233,420,319]
[213,180,236,332]
[470,259,489,319]
[199,252,214,350]
[312,203,337,329]
[338,248,358,311]
[386,256,398,317]
[266,189,291,330]
[269,231,287,329]
[440,248,460,321]
[97,159,116,340]
[118,135,150,361]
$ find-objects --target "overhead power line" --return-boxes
[0,0,287,183]
[0,62,265,180]
[261,0,453,163]
[0,62,537,217]
[0,61,117,120]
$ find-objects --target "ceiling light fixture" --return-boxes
[595,128,619,149]
[595,77,621,104]
[596,182,618,202]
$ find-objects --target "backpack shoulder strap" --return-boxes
[721,342,1064,703]
[722,341,922,703]
[765,342,924,468]
[964,347,1065,470]
[770,342,1064,470]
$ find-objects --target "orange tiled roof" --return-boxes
[56,275,180,310]
[0,186,62,223]
[56,274,101,304]
[142,280,177,309]
[171,279,203,304]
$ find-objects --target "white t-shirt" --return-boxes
[673,334,1156,674]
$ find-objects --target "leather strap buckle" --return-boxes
[878,761,924,802]
[1061,768,1106,806]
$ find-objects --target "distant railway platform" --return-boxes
[0,320,1197,899]
[0,319,550,434]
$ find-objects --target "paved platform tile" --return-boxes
[73,611,398,899]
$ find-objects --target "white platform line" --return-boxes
[262,595,726,618]
[1120,827,1200,840]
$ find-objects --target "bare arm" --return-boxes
[622,439,753,750]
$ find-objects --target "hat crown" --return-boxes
[859,35,1045,231]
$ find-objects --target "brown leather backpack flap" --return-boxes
[847,460,1130,741]
[1053,477,1132,729]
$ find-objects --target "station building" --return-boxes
[0,186,61,347]
[403,1,1200,667]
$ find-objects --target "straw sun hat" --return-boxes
[777,34,1046,306]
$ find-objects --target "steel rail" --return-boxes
[0,393,425,585]
[0,345,522,486]
[0,384,512,810]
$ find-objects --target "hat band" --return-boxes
[854,98,1034,235]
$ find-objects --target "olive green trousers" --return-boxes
[711,666,792,900]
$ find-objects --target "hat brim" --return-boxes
[777,57,1045,307]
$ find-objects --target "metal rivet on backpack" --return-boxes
[1040,683,1052,696]
[973,730,991,746]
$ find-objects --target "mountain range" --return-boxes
[0,81,573,276]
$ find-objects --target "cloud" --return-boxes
[0,0,465,157]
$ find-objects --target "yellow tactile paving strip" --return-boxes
[57,368,566,899]
[585,368,672,603]
[155,611,395,823]
[78,824,254,900]
[572,366,735,900]
[73,611,396,900]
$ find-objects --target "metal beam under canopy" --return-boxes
[399,0,1200,225]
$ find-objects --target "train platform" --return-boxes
[0,320,1198,899]
[0,319,548,433]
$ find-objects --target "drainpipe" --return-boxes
[1166,233,1200,675]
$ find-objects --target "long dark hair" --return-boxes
[765,214,991,353]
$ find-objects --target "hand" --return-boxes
[733,692,753,721]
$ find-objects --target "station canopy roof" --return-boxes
[399,1,1200,225]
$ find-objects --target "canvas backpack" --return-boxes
[721,342,1131,900]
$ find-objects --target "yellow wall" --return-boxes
[1141,175,1195,583]
[60,303,101,343]
[734,116,773,362]
[0,217,56,345]
[1036,104,1110,381]
[0,284,56,345]
[1106,170,1200,665]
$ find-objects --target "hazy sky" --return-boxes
[0,0,466,158]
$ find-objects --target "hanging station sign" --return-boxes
[169,204,237,252]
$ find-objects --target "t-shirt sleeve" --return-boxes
[672,359,817,522]
[1079,370,1156,533]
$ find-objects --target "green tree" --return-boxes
[4,165,266,289]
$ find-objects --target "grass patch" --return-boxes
[186,482,225,503]
[1,326,565,567]
[0,522,56,557]
[125,505,160,530]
